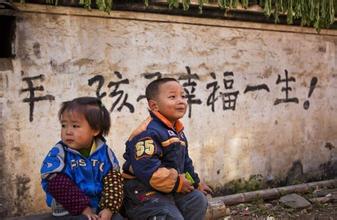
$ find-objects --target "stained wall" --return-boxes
[0,3,337,216]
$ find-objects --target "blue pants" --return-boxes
[123,179,208,220]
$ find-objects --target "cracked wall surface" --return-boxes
[1,3,337,217]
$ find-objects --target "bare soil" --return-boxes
[225,195,337,219]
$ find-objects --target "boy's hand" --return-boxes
[179,174,194,193]
[82,206,99,220]
[198,182,213,195]
[98,208,113,220]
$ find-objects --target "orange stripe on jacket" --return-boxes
[149,167,178,193]
[151,111,184,132]
[128,117,152,141]
[176,175,184,193]
[161,137,181,147]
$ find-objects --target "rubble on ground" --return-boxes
[210,184,337,219]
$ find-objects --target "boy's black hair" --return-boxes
[145,78,178,101]
[58,97,111,137]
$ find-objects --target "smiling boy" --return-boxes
[122,78,212,220]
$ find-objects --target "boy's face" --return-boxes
[150,81,187,124]
[60,111,99,150]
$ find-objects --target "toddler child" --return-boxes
[40,97,123,220]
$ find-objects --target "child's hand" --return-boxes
[198,182,213,195]
[98,208,113,220]
[82,206,99,220]
[179,174,194,193]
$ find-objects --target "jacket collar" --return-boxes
[150,110,184,132]
[60,137,106,155]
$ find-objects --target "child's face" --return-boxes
[60,111,99,150]
[150,81,187,124]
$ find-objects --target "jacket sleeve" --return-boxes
[107,147,120,171]
[128,133,182,193]
[99,169,123,214]
[40,144,65,179]
[40,143,66,197]
[183,142,200,188]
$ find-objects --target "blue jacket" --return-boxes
[40,138,119,209]
[122,111,200,193]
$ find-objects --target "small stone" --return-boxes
[230,210,238,215]
[279,193,311,209]
[300,209,308,214]
[236,203,246,209]
[264,203,273,209]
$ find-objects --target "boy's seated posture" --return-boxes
[122,78,212,220]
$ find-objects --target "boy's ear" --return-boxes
[148,99,159,111]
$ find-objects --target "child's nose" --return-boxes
[179,96,187,104]
[65,127,73,134]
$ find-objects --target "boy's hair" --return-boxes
[145,78,178,101]
[58,97,110,137]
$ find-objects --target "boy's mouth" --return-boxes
[176,107,186,111]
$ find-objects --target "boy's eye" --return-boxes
[73,125,80,128]
[61,124,66,128]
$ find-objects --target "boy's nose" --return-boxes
[179,97,187,104]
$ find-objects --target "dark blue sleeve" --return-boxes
[183,141,200,186]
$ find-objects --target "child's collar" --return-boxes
[89,139,97,155]
[90,137,106,154]
[150,110,184,132]
[61,137,105,155]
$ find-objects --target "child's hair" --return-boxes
[145,78,178,101]
[58,97,110,137]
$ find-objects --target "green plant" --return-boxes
[79,0,113,12]
[261,0,336,31]
[218,0,336,31]
[17,0,336,31]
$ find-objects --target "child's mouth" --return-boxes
[66,139,74,143]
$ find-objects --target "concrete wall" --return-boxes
[1,3,337,216]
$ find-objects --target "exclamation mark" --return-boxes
[303,77,318,110]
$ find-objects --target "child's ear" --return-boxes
[148,100,158,111]
[93,129,100,137]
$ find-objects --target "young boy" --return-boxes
[122,78,212,220]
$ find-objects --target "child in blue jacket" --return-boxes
[122,78,212,220]
[41,97,123,220]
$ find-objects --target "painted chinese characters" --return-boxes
[20,67,318,122]
[88,71,134,113]
[20,74,55,122]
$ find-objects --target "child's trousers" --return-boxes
[123,179,208,220]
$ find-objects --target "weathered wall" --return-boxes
[0,59,11,217]
[1,3,337,216]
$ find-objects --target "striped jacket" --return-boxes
[122,111,200,193]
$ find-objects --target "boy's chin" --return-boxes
[172,114,185,121]
[177,112,186,118]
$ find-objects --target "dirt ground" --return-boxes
[226,200,337,219]
[222,189,337,220]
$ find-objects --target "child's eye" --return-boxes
[73,125,80,128]
[61,124,66,128]
[169,95,176,99]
